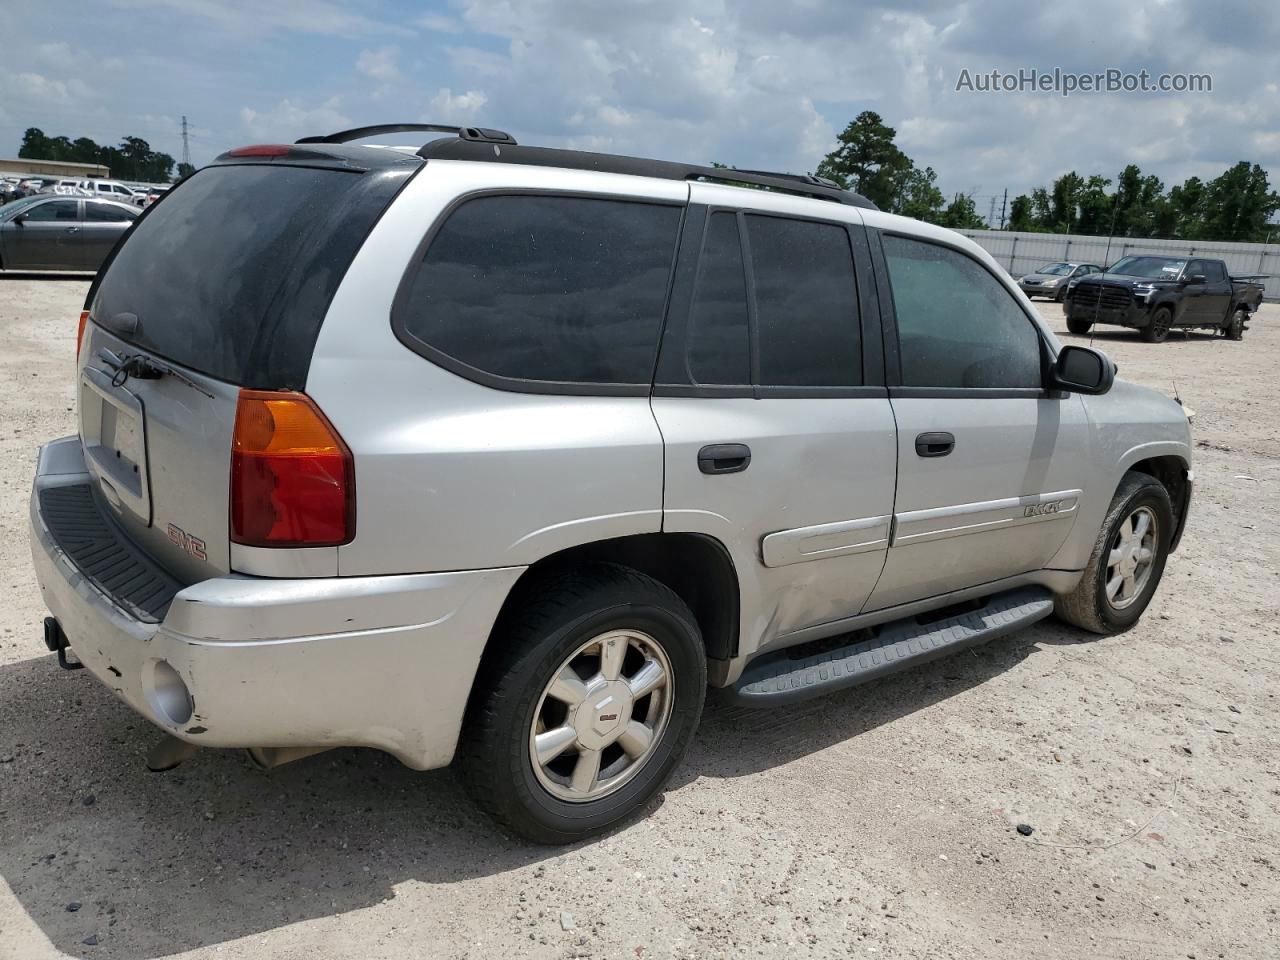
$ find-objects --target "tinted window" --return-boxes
[1205,261,1227,282]
[746,215,861,387]
[882,235,1042,388]
[685,212,750,385]
[24,200,79,222]
[92,163,409,388]
[400,196,681,386]
[85,203,136,222]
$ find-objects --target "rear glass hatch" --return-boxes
[78,148,418,585]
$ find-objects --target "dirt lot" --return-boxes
[0,277,1276,960]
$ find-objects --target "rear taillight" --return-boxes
[230,390,355,547]
[76,310,89,357]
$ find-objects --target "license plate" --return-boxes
[80,365,151,523]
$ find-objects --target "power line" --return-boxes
[181,116,190,167]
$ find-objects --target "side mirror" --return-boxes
[1051,345,1114,396]
[13,213,26,225]
[1184,274,1206,284]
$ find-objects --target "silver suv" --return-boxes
[30,124,1193,843]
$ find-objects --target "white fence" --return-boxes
[960,229,1279,300]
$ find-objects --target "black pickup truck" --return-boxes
[1063,254,1265,343]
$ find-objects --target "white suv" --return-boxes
[30,124,1193,842]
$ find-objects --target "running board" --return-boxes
[727,586,1054,706]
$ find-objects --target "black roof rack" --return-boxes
[419,137,877,209]
[292,122,875,209]
[296,123,516,146]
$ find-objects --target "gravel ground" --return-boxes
[0,278,1277,960]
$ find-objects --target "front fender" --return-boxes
[1045,382,1191,571]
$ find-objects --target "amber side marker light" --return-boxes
[76,310,89,357]
[230,390,355,547]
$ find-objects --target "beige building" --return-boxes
[0,157,110,179]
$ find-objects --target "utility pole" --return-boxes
[999,188,1008,230]
[181,116,191,168]
[987,195,997,230]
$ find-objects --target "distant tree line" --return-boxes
[17,127,192,182]
[810,111,1279,243]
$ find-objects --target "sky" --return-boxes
[2,0,1277,217]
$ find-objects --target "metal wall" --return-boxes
[961,229,1279,300]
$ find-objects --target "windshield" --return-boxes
[1036,262,1074,276]
[1108,256,1186,279]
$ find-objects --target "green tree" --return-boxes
[1198,162,1280,242]
[18,127,175,181]
[816,111,914,211]
[176,162,196,180]
[896,165,945,222]
[937,192,986,230]
[1007,194,1034,231]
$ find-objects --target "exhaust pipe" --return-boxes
[246,746,332,769]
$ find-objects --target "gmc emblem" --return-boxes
[167,523,208,561]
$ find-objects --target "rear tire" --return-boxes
[1066,317,1093,335]
[457,563,706,844]
[1054,471,1174,634]
[1141,307,1172,343]
[1225,308,1246,341]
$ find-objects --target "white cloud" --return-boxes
[356,46,401,82]
[107,0,413,37]
[417,12,465,33]
[429,88,489,122]
[239,97,350,141]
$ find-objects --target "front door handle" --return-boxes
[698,443,751,475]
[915,432,955,458]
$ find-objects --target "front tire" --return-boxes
[457,563,706,844]
[1141,307,1172,343]
[1054,471,1174,634]
[1066,317,1093,335]
[1225,308,1246,341]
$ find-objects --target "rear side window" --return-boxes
[396,195,681,388]
[747,215,861,387]
[92,163,410,388]
[85,203,137,222]
[882,235,1042,389]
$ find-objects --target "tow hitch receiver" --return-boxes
[43,617,83,670]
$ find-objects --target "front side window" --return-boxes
[23,200,79,222]
[882,234,1042,389]
[746,215,862,387]
[398,195,682,387]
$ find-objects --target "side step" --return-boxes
[727,586,1054,707]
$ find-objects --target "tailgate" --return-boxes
[79,327,237,582]
[77,155,414,583]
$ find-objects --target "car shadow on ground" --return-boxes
[0,617,1095,957]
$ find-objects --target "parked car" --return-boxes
[30,124,1192,843]
[139,184,170,207]
[1065,254,1265,342]
[0,180,21,204]
[18,178,54,196]
[1017,261,1103,301]
[0,195,138,271]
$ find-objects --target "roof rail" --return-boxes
[296,123,516,146]
[418,138,877,209]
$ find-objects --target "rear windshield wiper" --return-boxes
[97,348,214,398]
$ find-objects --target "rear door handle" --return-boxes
[698,443,751,475]
[914,432,955,458]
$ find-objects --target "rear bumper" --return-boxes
[30,436,524,770]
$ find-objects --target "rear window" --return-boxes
[91,163,410,389]
[395,195,682,390]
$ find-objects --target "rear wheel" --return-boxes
[1054,286,1067,302]
[1225,308,1246,341]
[1141,307,1173,343]
[1054,471,1174,634]
[1066,317,1093,335]
[458,563,706,844]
